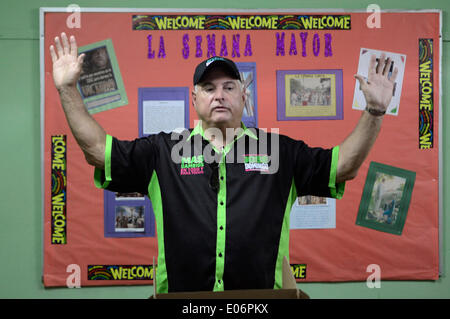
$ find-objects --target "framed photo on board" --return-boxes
[276,69,343,121]
[138,87,190,137]
[356,162,416,235]
[103,191,155,238]
[77,39,128,114]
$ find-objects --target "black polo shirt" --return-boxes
[94,123,345,293]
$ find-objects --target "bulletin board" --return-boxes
[40,8,441,287]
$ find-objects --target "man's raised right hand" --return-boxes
[50,32,85,90]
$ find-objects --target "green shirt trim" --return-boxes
[329,145,345,199]
[148,171,169,294]
[94,134,112,189]
[188,122,257,291]
[273,179,296,289]
[213,158,227,291]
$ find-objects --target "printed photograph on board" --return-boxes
[77,39,128,114]
[356,162,416,235]
[298,195,328,206]
[277,69,343,121]
[290,196,336,230]
[115,192,146,200]
[352,48,406,116]
[79,46,118,97]
[365,173,406,226]
[289,77,331,107]
[103,190,155,238]
[115,205,145,233]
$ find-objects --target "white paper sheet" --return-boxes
[352,48,406,116]
[290,197,336,229]
[143,100,185,134]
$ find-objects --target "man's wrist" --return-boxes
[56,84,78,94]
[365,105,386,117]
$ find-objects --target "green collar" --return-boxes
[187,121,258,155]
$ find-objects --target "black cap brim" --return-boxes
[193,56,241,85]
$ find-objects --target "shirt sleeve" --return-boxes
[328,146,345,199]
[94,134,158,195]
[292,140,345,199]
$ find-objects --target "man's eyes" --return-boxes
[202,85,216,93]
[203,85,235,92]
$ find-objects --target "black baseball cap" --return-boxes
[193,56,241,85]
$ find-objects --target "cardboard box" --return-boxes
[150,257,309,299]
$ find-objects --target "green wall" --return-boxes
[0,0,448,299]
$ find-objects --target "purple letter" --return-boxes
[232,34,240,58]
[182,34,189,59]
[147,34,155,59]
[324,33,332,57]
[158,36,166,58]
[244,34,252,56]
[207,34,216,58]
[313,33,320,57]
[276,32,285,56]
[299,32,308,57]
[196,35,202,58]
[220,35,228,56]
[289,33,297,56]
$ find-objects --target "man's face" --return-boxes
[92,47,108,68]
[192,67,246,129]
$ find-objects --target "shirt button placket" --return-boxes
[214,160,226,292]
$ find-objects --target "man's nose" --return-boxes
[213,87,225,100]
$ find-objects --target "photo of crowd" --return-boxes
[115,205,145,232]
[290,77,331,107]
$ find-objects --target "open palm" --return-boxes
[355,53,398,113]
[50,33,85,89]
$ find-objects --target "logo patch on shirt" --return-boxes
[244,154,269,172]
[180,155,204,175]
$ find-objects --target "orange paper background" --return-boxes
[43,10,440,287]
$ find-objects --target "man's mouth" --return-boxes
[212,106,229,112]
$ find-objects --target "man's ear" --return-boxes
[191,89,197,110]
